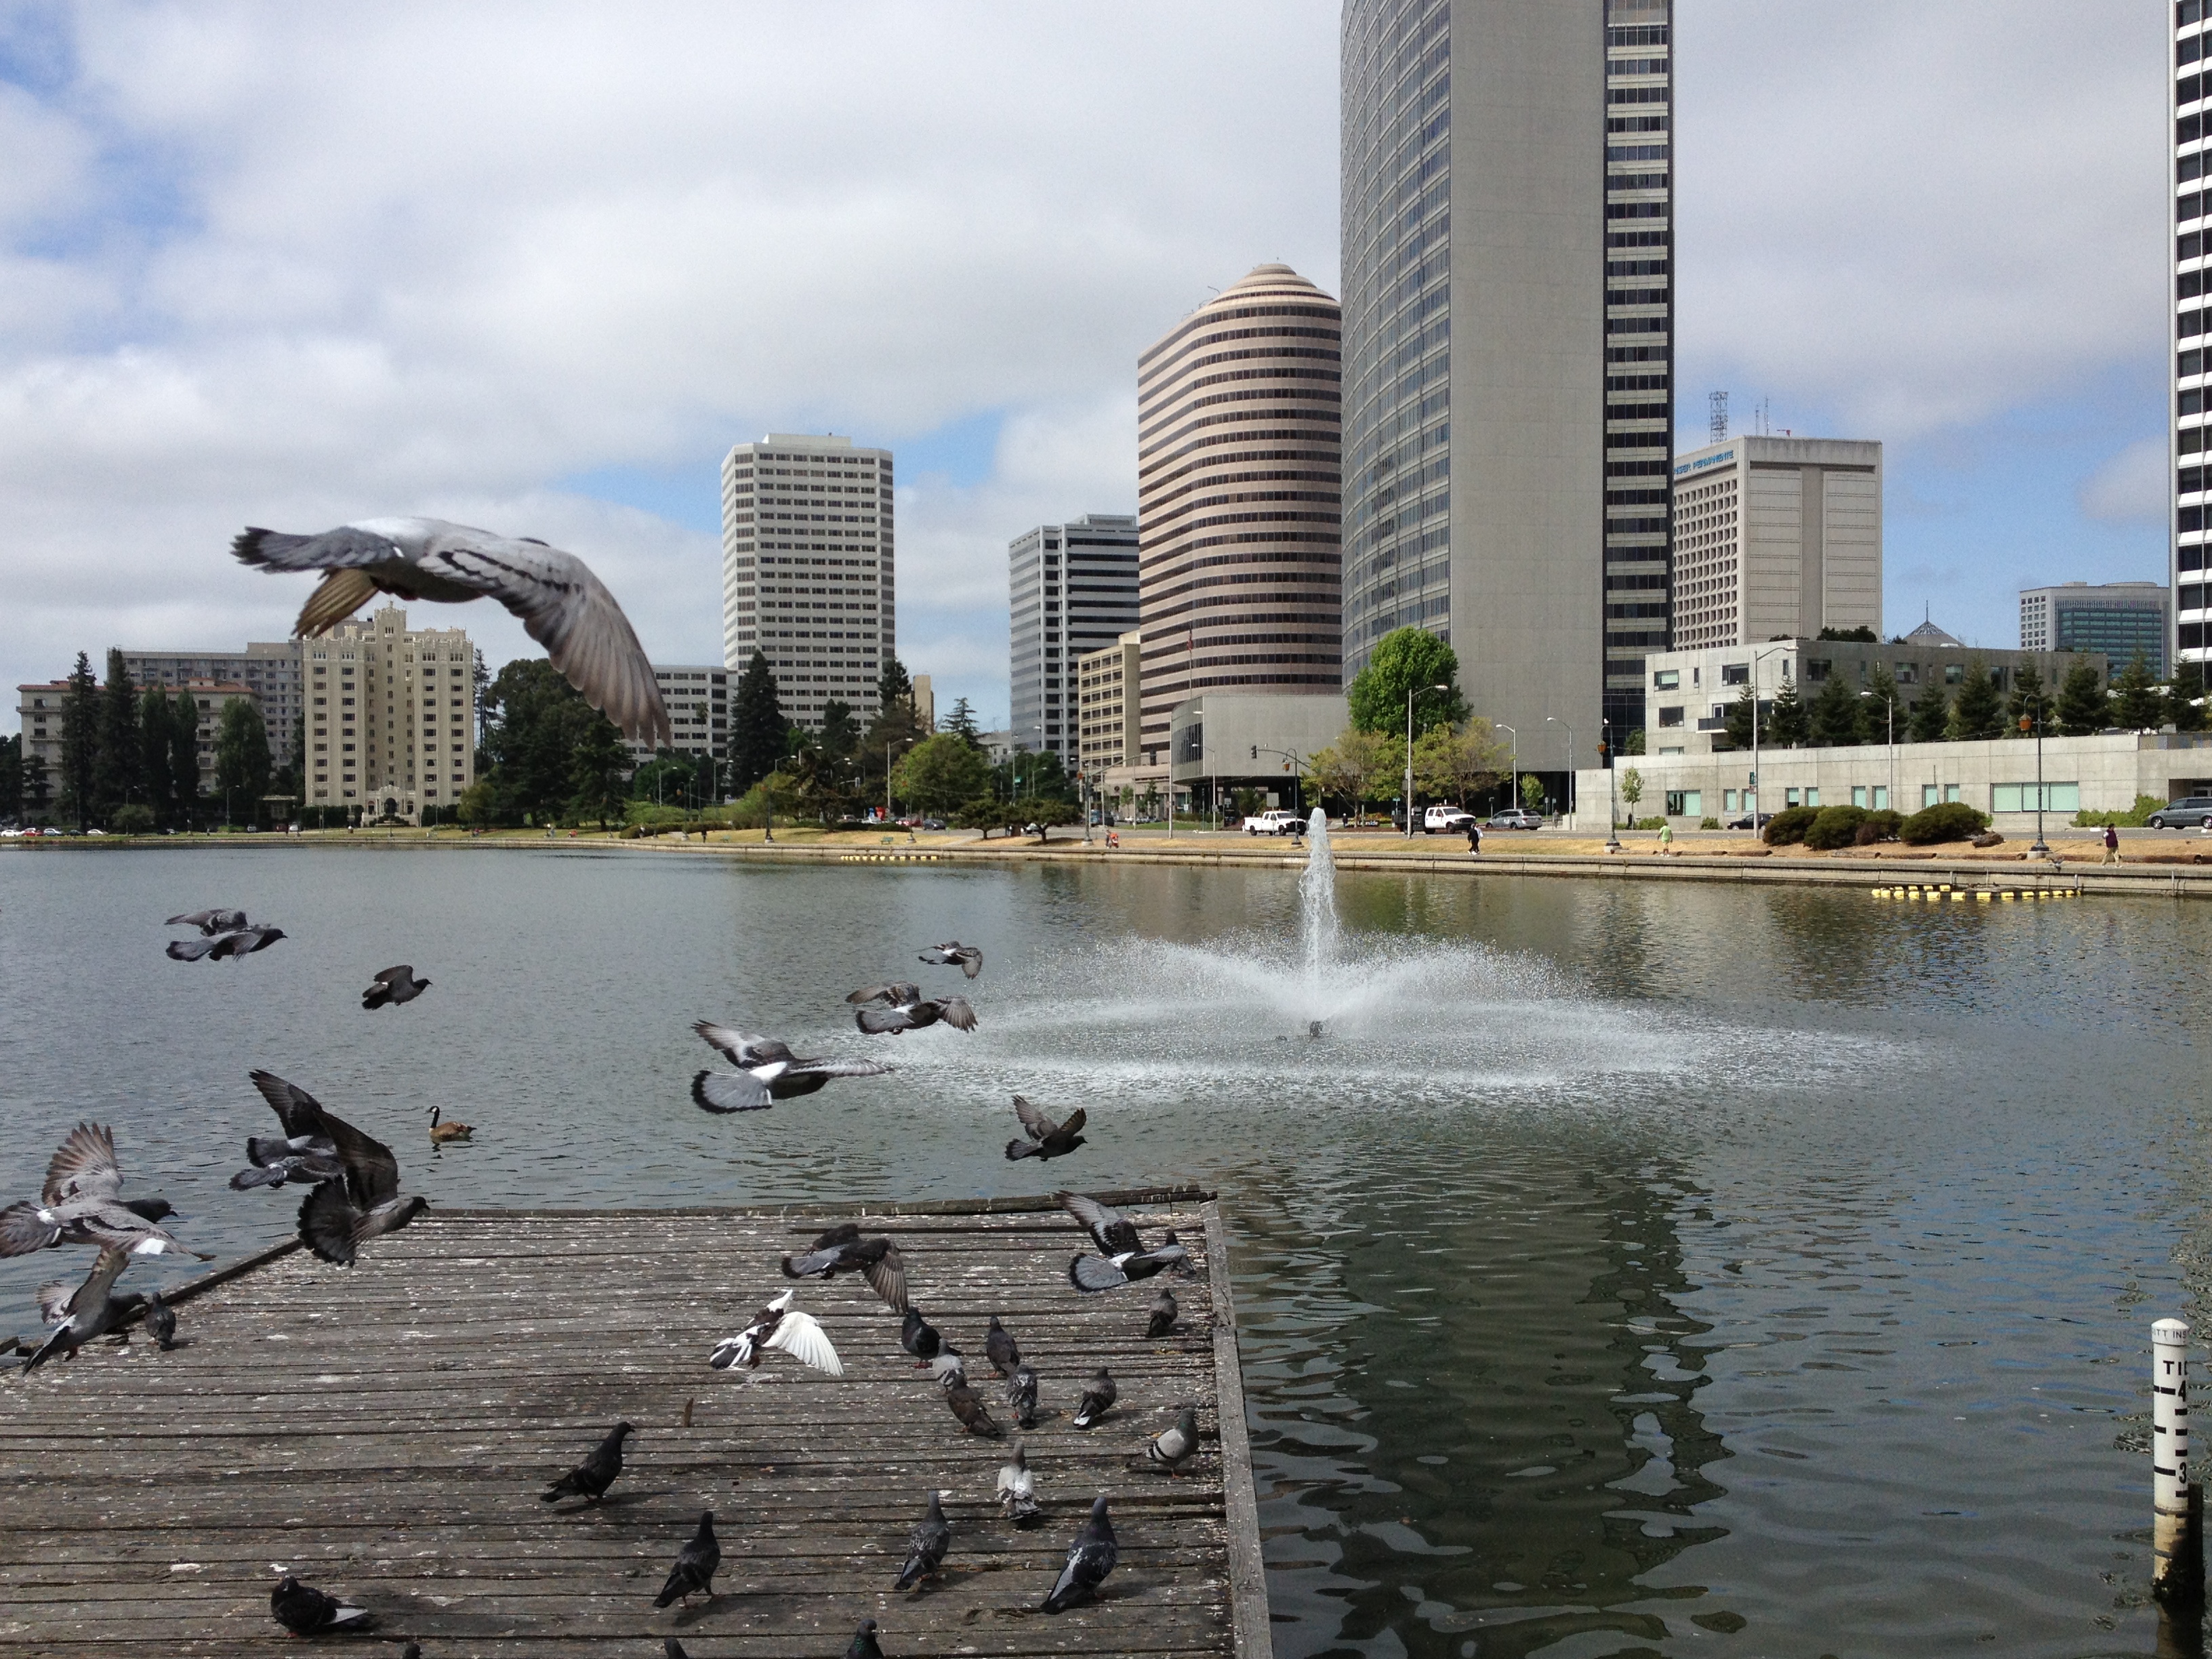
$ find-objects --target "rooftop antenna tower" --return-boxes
[1708,390,1729,445]
[1756,396,1772,436]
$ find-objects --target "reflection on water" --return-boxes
[2,848,2209,1655]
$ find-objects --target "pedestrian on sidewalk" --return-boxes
[1658,821,1673,855]
[2103,823,2122,865]
[1465,819,1481,857]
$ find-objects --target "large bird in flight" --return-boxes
[231,517,670,743]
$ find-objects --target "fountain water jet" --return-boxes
[1298,807,1339,974]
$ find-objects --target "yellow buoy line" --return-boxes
[838,853,945,863]
[1869,882,2076,901]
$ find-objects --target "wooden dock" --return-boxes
[0,1189,1269,1659]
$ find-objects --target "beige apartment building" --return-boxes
[16,678,261,808]
[301,606,474,822]
[121,643,303,768]
[1136,264,1344,771]
[1078,631,1143,775]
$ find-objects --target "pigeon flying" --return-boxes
[1147,1287,1179,1338]
[845,981,923,1008]
[1004,1096,1086,1162]
[985,1315,1021,1376]
[232,517,672,743]
[781,1224,907,1312]
[945,1380,1005,1439]
[1057,1191,1143,1255]
[894,1489,951,1590]
[710,1289,842,1376]
[855,993,977,1036]
[544,1420,635,1504]
[918,941,984,979]
[844,1621,887,1659]
[0,1123,203,1259]
[166,908,247,935]
[1069,1232,1193,1294]
[1042,1496,1118,1614]
[144,1290,177,1350]
[362,966,431,1010]
[1147,1405,1200,1475]
[270,1574,374,1635]
[653,1510,720,1607]
[997,1441,1043,1528]
[1007,1364,1040,1431]
[1071,1366,1118,1431]
[168,925,286,962]
[900,1307,943,1367]
[230,1071,351,1192]
[23,1248,144,1373]
[283,1078,427,1266]
[690,1021,893,1113]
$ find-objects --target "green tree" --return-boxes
[1620,767,1643,817]
[56,652,100,832]
[816,699,861,768]
[1310,727,1396,818]
[1764,674,1811,747]
[1722,683,1755,749]
[1862,661,1904,745]
[1947,658,2005,740]
[1807,672,1863,747]
[2112,650,2165,731]
[1412,717,1507,804]
[480,658,603,825]
[1346,626,1468,735]
[2005,661,2049,735]
[0,733,22,823]
[2053,658,2107,735]
[1907,685,1950,743]
[138,685,176,828]
[1816,625,1877,642]
[876,655,915,716]
[893,733,992,815]
[861,675,931,807]
[568,712,630,827]
[169,693,202,830]
[944,696,983,750]
[94,649,141,824]
[1520,773,1545,810]
[729,650,787,792]
[213,697,271,826]
[2170,662,2208,734]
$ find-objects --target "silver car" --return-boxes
[2147,796,2212,830]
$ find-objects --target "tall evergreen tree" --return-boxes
[2112,649,2165,732]
[731,650,787,792]
[2169,661,2208,734]
[568,712,630,827]
[93,649,141,824]
[1906,686,1950,743]
[0,733,22,823]
[140,684,176,828]
[1763,674,1811,747]
[1722,683,1756,749]
[817,699,861,767]
[876,655,914,716]
[213,697,272,826]
[2005,661,2048,735]
[2054,658,2106,735]
[169,693,203,830]
[945,695,983,750]
[1807,672,1864,747]
[1946,659,2005,741]
[1862,661,1904,745]
[56,651,100,832]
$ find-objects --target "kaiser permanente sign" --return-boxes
[1675,447,1734,477]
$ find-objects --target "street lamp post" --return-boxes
[2024,701,2050,855]
[1497,724,1517,818]
[1405,683,1449,838]
[1602,722,1620,853]
[1546,716,1575,822]
[1746,644,1789,827]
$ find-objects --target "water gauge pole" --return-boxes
[2154,1317,2204,1616]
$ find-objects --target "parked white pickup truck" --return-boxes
[1244,809,1307,836]
[1422,804,1477,834]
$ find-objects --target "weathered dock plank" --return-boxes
[0,1191,1266,1658]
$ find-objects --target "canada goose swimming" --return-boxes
[428,1106,472,1145]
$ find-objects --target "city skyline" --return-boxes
[0,3,2172,736]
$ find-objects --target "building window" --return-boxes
[1664,790,1701,817]
[1872,786,1888,810]
[1991,782,2081,812]
[1658,705,1684,727]
[1721,663,1748,685]
[1653,668,1679,689]
[1945,783,1961,802]
[1923,784,1940,808]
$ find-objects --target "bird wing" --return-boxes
[319,1108,402,1210]
[50,1248,129,1323]
[165,937,217,960]
[298,1181,362,1265]
[1069,1254,1131,1292]
[411,527,670,744]
[1012,1096,1059,1140]
[789,1057,895,1080]
[765,1310,843,1376]
[958,949,983,979]
[43,1123,121,1204]
[1057,1191,1141,1255]
[249,1070,329,1139]
[861,1245,907,1313]
[936,996,977,1031]
[691,1070,773,1113]
[692,1021,786,1065]
[1057,1107,1086,1138]
[0,1202,60,1256]
[845,983,919,1006]
[372,965,410,986]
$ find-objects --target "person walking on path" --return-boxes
[1465,819,1481,856]
[1658,821,1674,855]
[2103,823,2122,865]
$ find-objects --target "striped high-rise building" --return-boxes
[1008,514,1139,764]
[2177,1,2211,670]
[720,433,895,729]
[1134,264,1344,769]
[1340,0,1673,765]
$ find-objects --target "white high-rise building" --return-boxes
[2176,2,2211,668]
[1009,514,1139,762]
[720,432,895,729]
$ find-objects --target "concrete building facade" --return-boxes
[1010,514,1139,762]
[1077,630,1144,776]
[1671,436,1882,649]
[121,644,305,769]
[301,606,475,822]
[1341,0,1672,763]
[721,432,894,730]
[623,665,730,766]
[2020,581,2170,676]
[1168,691,1350,811]
[1136,264,1343,771]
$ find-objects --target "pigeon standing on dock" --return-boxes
[1147,1406,1200,1475]
[997,1441,1043,1527]
[1042,1496,1119,1614]
[1004,1096,1086,1162]
[1071,1366,1117,1430]
[1148,1287,1179,1338]
[985,1315,1021,1376]
[710,1289,842,1376]
[844,1622,887,1659]
[22,1248,142,1372]
[944,1380,1004,1439]
[894,1490,951,1590]
[0,1123,204,1260]
[918,941,984,978]
[231,517,672,743]
[690,1022,894,1113]
[270,1574,374,1634]
[144,1290,177,1350]
[930,1344,966,1388]
[1006,1364,1039,1431]
[900,1307,943,1368]
[653,1511,720,1607]
[362,966,430,1010]
[542,1421,635,1504]
[781,1223,907,1312]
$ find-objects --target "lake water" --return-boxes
[2,844,2207,1657]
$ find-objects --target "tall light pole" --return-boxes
[1602,722,1620,853]
[1405,682,1448,838]
[1496,724,1517,817]
[1546,716,1575,821]
[1746,643,1788,827]
[2024,696,2050,855]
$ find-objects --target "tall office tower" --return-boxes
[2020,581,2171,676]
[2179,1,2211,670]
[120,642,304,768]
[622,665,730,766]
[720,433,895,729]
[1008,514,1139,761]
[1340,0,1673,766]
[1135,265,1343,768]
[300,605,475,821]
[1670,435,1882,649]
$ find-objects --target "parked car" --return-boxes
[2147,796,2212,830]
[1486,808,1543,831]
[1725,811,1774,830]
[1422,804,1477,834]
[1244,808,1307,836]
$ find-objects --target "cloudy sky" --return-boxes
[0,1,2169,730]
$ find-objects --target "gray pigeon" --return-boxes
[282,1081,427,1266]
[780,1224,907,1312]
[691,1022,893,1113]
[143,1290,177,1350]
[997,1441,1042,1527]
[270,1574,373,1634]
[23,1248,144,1372]
[543,1421,634,1504]
[918,941,984,978]
[1007,1363,1039,1430]
[894,1489,951,1589]
[362,965,430,1010]
[1147,1287,1179,1338]
[166,908,247,935]
[1070,1231,1191,1293]
[653,1510,720,1607]
[1042,1496,1118,1613]
[985,1315,1021,1376]
[846,981,923,1008]
[231,1071,348,1191]
[855,993,977,1036]
[1071,1366,1116,1430]
[1005,1096,1084,1161]
[843,1622,886,1659]
[0,1124,204,1260]
[232,517,671,741]
[1147,1405,1200,1475]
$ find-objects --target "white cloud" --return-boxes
[2079,436,2171,525]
